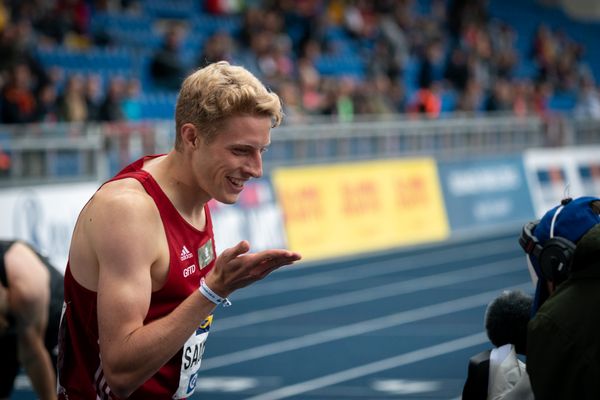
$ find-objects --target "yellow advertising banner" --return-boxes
[272,158,449,260]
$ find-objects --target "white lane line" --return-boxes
[244,332,489,400]
[202,283,530,370]
[215,256,525,331]
[237,238,517,300]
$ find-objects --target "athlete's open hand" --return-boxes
[204,241,301,297]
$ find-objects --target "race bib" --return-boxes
[173,316,212,399]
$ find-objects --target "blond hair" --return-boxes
[174,61,283,149]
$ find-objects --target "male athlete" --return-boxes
[57,61,301,399]
[0,240,63,400]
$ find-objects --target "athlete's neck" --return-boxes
[144,152,209,229]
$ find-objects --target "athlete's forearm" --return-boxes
[18,334,57,400]
[99,290,217,398]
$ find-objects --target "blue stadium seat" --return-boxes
[143,0,200,19]
[191,14,241,36]
[106,28,163,50]
[513,60,538,80]
[92,12,154,32]
[440,89,458,113]
[37,47,133,72]
[315,54,365,80]
[139,93,178,120]
[548,92,577,111]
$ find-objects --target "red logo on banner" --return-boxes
[280,186,322,221]
[395,176,427,207]
[342,181,380,215]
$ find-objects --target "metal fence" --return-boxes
[0,113,598,187]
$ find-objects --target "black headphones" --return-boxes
[519,204,576,283]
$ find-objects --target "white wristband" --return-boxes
[199,278,232,307]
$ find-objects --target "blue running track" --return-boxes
[11,227,532,399]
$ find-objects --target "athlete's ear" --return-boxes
[181,123,199,149]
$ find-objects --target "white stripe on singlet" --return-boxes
[94,355,113,400]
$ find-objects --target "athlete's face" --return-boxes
[193,115,271,204]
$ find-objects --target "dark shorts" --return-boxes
[0,331,19,397]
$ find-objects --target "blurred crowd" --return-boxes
[0,0,144,124]
[0,0,599,126]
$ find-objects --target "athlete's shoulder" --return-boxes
[96,178,154,211]
[75,180,160,239]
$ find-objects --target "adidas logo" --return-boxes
[180,246,193,261]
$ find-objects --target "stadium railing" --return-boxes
[0,113,597,187]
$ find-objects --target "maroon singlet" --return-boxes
[57,155,216,399]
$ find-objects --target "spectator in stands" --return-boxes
[298,37,321,64]
[407,82,442,118]
[268,35,295,82]
[236,30,277,79]
[150,24,188,92]
[530,24,583,96]
[35,82,59,122]
[388,79,407,113]
[297,56,324,115]
[98,76,125,121]
[278,79,306,124]
[276,0,321,57]
[447,0,488,44]
[512,80,534,117]
[84,74,104,122]
[196,31,235,67]
[367,35,402,82]
[238,6,264,49]
[57,61,301,399]
[574,75,600,119]
[0,240,64,400]
[342,0,378,41]
[444,47,471,93]
[57,74,88,122]
[466,29,494,93]
[462,290,534,400]
[0,63,37,124]
[0,0,597,123]
[55,0,91,37]
[204,0,242,15]
[418,39,445,91]
[121,77,142,121]
[0,145,9,177]
[519,196,600,399]
[374,4,410,80]
[456,78,484,113]
[489,21,518,79]
[531,80,552,116]
[354,74,396,115]
[336,77,357,121]
[321,76,356,122]
[0,18,47,84]
[484,78,513,113]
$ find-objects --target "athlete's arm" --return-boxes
[17,321,57,400]
[88,185,301,398]
[88,187,218,398]
[6,244,57,400]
